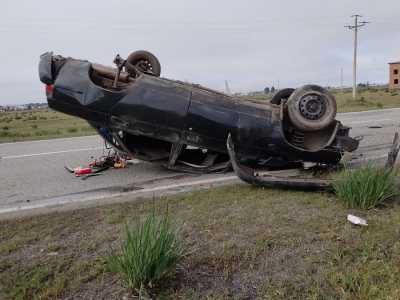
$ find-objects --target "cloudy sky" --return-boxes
[1,0,399,104]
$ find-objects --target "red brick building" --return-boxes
[389,61,400,90]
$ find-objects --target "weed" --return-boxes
[1,258,70,300]
[2,126,9,130]
[31,124,38,129]
[0,240,18,255]
[108,213,183,292]
[333,165,398,209]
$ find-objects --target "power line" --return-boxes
[345,15,370,100]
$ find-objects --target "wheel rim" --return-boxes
[298,93,327,121]
[136,59,154,73]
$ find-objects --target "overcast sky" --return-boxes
[1,0,400,104]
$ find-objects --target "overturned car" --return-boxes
[38,51,359,187]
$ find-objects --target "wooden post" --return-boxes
[385,132,400,169]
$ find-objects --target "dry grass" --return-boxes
[244,87,400,113]
[1,185,400,299]
[333,87,400,112]
[0,109,94,143]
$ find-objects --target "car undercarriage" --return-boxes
[39,50,360,187]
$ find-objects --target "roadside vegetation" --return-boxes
[0,109,94,143]
[333,87,400,112]
[334,165,398,209]
[1,184,400,299]
[246,86,400,113]
[108,213,183,294]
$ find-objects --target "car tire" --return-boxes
[287,85,336,132]
[125,50,161,77]
[270,88,295,105]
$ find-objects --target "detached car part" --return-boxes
[38,50,359,185]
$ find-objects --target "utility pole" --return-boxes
[345,15,369,100]
[224,80,231,95]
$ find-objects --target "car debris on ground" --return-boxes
[347,214,368,226]
[64,149,132,180]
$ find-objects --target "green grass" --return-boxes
[1,185,400,299]
[108,213,183,293]
[333,87,400,112]
[244,87,400,113]
[334,165,398,209]
[0,109,95,143]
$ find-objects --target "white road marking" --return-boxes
[0,147,104,160]
[0,135,98,147]
[339,107,400,115]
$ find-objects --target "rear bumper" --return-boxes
[38,52,54,85]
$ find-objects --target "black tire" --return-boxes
[287,85,337,132]
[125,50,161,77]
[270,88,295,105]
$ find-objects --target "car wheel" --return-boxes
[125,50,161,77]
[287,85,337,132]
[270,88,295,105]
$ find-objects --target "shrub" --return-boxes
[31,124,38,129]
[108,213,183,292]
[2,126,9,130]
[333,165,398,209]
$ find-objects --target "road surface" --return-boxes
[1,108,399,216]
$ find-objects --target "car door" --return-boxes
[111,76,191,143]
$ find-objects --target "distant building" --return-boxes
[389,61,400,90]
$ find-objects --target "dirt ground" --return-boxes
[1,185,400,299]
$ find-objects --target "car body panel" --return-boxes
[39,53,359,172]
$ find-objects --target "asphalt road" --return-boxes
[1,108,399,216]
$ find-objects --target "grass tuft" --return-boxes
[108,213,183,292]
[333,165,398,209]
